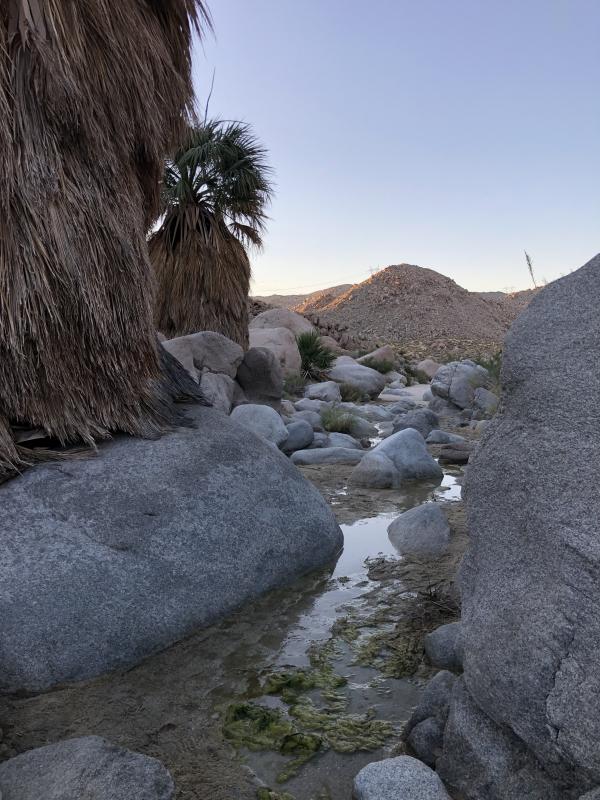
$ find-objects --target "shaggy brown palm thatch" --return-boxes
[0,0,211,481]
[151,120,273,349]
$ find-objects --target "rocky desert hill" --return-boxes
[291,264,536,359]
[254,284,352,311]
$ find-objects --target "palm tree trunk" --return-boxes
[0,1,209,480]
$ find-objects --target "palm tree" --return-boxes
[0,1,210,481]
[150,119,273,348]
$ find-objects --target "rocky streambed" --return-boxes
[0,416,468,800]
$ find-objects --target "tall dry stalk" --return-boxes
[0,1,211,480]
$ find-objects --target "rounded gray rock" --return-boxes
[424,621,464,672]
[353,755,451,799]
[281,420,314,454]
[291,447,365,466]
[388,502,451,557]
[0,736,174,800]
[230,403,289,447]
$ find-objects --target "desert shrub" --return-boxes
[360,357,395,374]
[339,383,364,402]
[283,372,306,397]
[477,350,502,394]
[321,406,355,434]
[296,331,335,380]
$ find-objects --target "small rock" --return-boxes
[438,441,473,465]
[328,432,363,450]
[0,736,175,800]
[431,360,489,410]
[388,503,450,558]
[295,398,330,413]
[230,404,289,448]
[416,358,442,382]
[293,409,324,431]
[357,344,398,366]
[308,432,329,448]
[281,420,314,454]
[393,409,439,438]
[405,670,457,736]
[407,716,445,767]
[349,416,378,439]
[424,622,464,672]
[353,755,451,800]
[426,430,468,445]
[291,447,365,466]
[280,399,296,416]
[305,381,342,403]
[387,399,417,415]
[472,386,499,418]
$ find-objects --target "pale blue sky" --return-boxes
[194,0,599,295]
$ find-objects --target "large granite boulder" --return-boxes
[248,327,302,376]
[438,255,600,799]
[249,307,315,337]
[0,406,342,693]
[235,347,283,409]
[327,356,386,399]
[163,331,244,381]
[0,737,174,800]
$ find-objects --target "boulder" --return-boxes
[230,404,289,448]
[472,386,499,418]
[249,327,302,376]
[293,409,324,431]
[407,716,445,767]
[280,399,296,416]
[424,622,464,672]
[163,331,244,381]
[281,420,314,454]
[291,447,365,466]
[348,415,378,439]
[305,381,342,403]
[438,441,473,464]
[416,358,442,382]
[426,429,467,444]
[438,680,565,800]
[357,344,398,367]
[199,372,235,414]
[439,255,600,799]
[295,397,330,413]
[327,356,386,399]
[393,408,439,438]
[0,406,342,692]
[387,399,417,415]
[328,432,363,450]
[319,334,346,354]
[405,670,457,736]
[0,737,174,800]
[235,347,283,409]
[249,307,315,337]
[351,429,443,489]
[388,503,450,557]
[341,403,392,422]
[353,755,451,800]
[0,736,175,800]
[431,360,489,410]
[308,432,329,448]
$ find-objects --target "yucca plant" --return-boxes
[151,119,273,348]
[297,332,336,380]
[0,0,210,482]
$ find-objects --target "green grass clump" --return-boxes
[283,372,306,396]
[320,406,355,434]
[296,331,335,380]
[477,350,502,394]
[339,383,363,402]
[360,357,395,374]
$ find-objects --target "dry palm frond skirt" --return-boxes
[151,218,251,349]
[0,1,211,482]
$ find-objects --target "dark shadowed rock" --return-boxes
[235,347,283,409]
[0,736,174,800]
[281,420,314,453]
[407,716,445,767]
[405,670,456,737]
[440,255,600,799]
[0,407,342,693]
[424,621,464,672]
